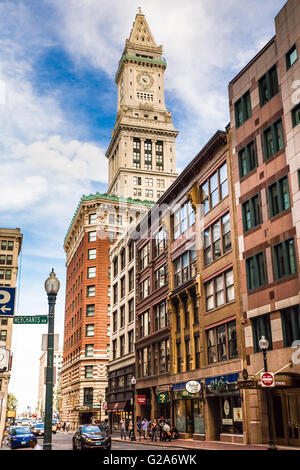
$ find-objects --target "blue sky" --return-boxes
[0,0,286,413]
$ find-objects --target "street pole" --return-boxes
[131,377,136,441]
[43,269,60,451]
[259,336,277,451]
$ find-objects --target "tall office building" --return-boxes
[0,228,23,443]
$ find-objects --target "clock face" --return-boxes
[136,72,153,89]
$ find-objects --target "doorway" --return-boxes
[272,390,300,446]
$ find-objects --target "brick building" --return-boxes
[229,0,300,447]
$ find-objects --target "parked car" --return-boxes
[31,423,44,436]
[9,426,35,449]
[72,424,111,450]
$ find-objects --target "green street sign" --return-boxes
[13,316,48,324]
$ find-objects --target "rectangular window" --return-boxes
[154,228,167,258]
[138,243,150,271]
[194,335,200,369]
[133,176,142,185]
[174,248,197,287]
[86,304,95,317]
[112,340,117,360]
[156,141,164,171]
[139,278,150,301]
[235,90,252,128]
[281,305,300,347]
[238,140,257,178]
[268,175,290,217]
[204,268,234,311]
[120,277,125,298]
[128,268,134,292]
[120,305,125,328]
[0,330,7,341]
[85,365,93,378]
[200,162,228,215]
[85,324,95,337]
[273,238,297,280]
[207,320,237,364]
[83,388,93,406]
[1,241,6,250]
[154,264,167,290]
[87,267,96,278]
[133,138,141,168]
[120,335,125,356]
[88,231,96,242]
[7,241,13,251]
[138,310,150,339]
[128,330,134,353]
[263,119,284,161]
[173,201,195,240]
[292,103,300,128]
[6,255,12,265]
[286,44,298,70]
[5,269,11,280]
[87,285,95,297]
[128,241,134,261]
[128,298,134,323]
[0,255,5,265]
[113,284,118,304]
[89,213,97,224]
[154,301,167,331]
[258,65,279,106]
[242,194,261,232]
[88,249,96,260]
[252,314,272,353]
[113,311,117,332]
[246,252,267,290]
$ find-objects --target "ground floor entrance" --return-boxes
[271,388,300,446]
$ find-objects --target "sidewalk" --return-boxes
[111,433,300,451]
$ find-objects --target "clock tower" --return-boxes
[106,8,178,201]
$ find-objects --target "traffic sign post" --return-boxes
[13,316,48,324]
[261,372,275,387]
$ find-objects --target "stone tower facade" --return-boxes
[106,9,178,201]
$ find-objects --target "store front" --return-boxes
[205,373,243,443]
[259,373,300,447]
[107,401,132,432]
[155,385,171,420]
[172,380,205,439]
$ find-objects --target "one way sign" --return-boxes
[0,287,16,316]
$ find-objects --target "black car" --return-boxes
[72,424,111,450]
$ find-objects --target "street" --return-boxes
[0,432,180,451]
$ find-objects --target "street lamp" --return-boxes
[98,392,104,424]
[259,336,277,450]
[131,376,136,441]
[43,269,60,451]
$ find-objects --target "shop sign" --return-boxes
[206,373,239,395]
[224,399,230,416]
[173,379,202,392]
[233,407,243,422]
[156,385,171,393]
[137,395,146,405]
[186,380,201,394]
[157,392,169,404]
[222,419,233,425]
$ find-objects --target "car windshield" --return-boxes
[81,425,104,434]
[14,427,31,435]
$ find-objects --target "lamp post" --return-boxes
[131,376,136,441]
[259,336,277,451]
[43,269,60,451]
[98,393,104,424]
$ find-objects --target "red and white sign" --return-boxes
[137,395,146,405]
[261,372,275,387]
[66,413,70,418]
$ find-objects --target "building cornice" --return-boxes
[115,54,167,84]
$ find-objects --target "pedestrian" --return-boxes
[137,420,142,441]
[128,420,133,440]
[142,418,149,439]
[62,422,66,432]
[151,420,159,442]
[29,436,43,450]
[66,421,70,433]
[159,419,164,441]
[120,419,126,440]
[163,420,171,442]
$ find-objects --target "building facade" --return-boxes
[106,9,178,201]
[0,228,23,443]
[106,232,136,430]
[61,194,150,427]
[229,0,300,447]
[37,348,63,419]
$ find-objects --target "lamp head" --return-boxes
[45,268,60,295]
[131,376,136,385]
[259,335,269,351]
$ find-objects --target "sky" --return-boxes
[0,0,286,414]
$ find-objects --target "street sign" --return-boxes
[42,333,59,351]
[261,372,275,387]
[0,287,16,316]
[13,316,48,324]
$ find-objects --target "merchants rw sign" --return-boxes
[261,372,275,387]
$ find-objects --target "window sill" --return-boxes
[264,148,285,165]
[204,299,236,315]
[269,207,291,222]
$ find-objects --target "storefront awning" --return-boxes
[107,401,128,412]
